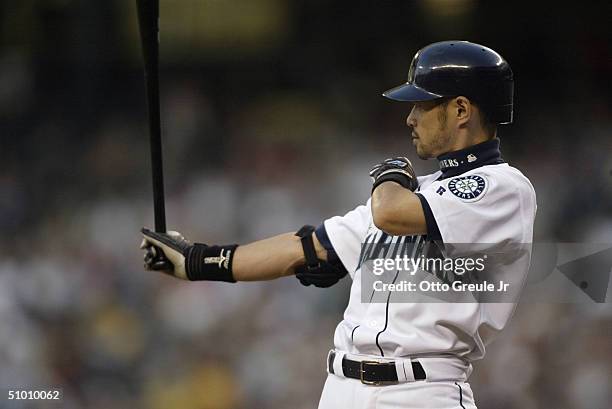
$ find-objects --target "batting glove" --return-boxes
[140,229,190,279]
[370,156,418,192]
[140,228,238,282]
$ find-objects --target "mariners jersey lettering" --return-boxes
[322,163,536,362]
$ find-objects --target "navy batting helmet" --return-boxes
[383,41,514,124]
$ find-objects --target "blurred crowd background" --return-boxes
[1,1,611,408]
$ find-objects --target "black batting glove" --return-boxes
[369,156,418,192]
[140,228,237,282]
[140,229,192,279]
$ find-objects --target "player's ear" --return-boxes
[454,96,472,126]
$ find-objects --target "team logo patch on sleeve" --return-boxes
[448,175,487,202]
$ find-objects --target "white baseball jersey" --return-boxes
[317,139,537,365]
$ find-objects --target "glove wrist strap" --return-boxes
[372,172,413,192]
[186,244,238,282]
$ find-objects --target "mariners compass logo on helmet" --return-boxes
[448,175,487,201]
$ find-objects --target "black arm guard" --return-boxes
[294,225,348,288]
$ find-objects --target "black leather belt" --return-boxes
[328,351,426,385]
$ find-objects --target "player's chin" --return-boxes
[414,144,430,160]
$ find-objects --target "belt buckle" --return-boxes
[359,360,382,385]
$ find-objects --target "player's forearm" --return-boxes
[232,232,328,281]
[231,232,302,281]
[371,182,427,236]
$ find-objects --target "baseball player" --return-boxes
[140,41,536,408]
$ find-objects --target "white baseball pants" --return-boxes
[318,373,477,409]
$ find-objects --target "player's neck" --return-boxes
[436,138,503,179]
[446,127,492,152]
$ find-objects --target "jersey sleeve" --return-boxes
[317,199,372,278]
[417,171,535,245]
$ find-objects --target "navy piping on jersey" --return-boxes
[415,193,442,241]
[315,223,347,270]
[315,223,334,252]
[455,382,466,409]
[351,325,360,342]
[375,268,401,357]
[436,138,505,180]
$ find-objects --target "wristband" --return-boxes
[185,244,238,282]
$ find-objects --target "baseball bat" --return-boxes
[136,0,166,233]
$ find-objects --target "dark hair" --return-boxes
[476,104,498,138]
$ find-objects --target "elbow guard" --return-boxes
[294,225,348,288]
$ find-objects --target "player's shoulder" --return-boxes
[474,163,534,191]
[466,163,536,204]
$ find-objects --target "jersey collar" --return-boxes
[436,138,504,179]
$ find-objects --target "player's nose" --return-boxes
[406,108,416,128]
